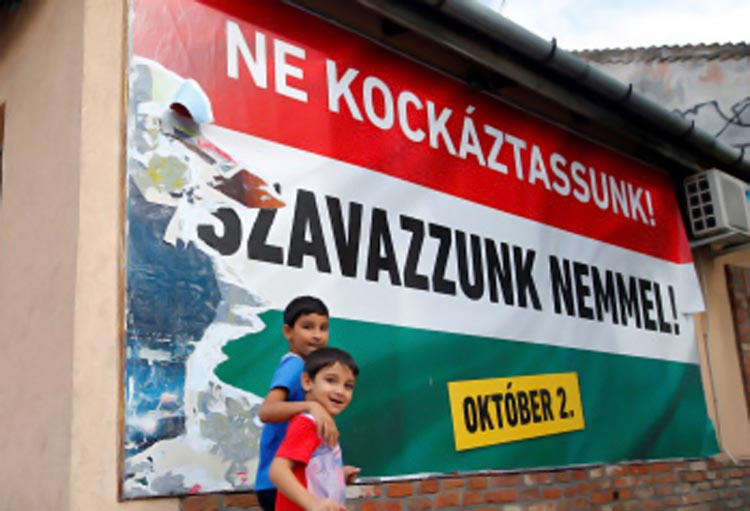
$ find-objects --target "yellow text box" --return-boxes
[447,372,585,451]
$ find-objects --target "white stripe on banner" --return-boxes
[185,126,704,364]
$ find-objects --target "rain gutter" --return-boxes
[360,0,750,179]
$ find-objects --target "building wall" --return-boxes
[694,248,750,459]
[1,2,748,510]
[0,1,84,509]
[0,0,177,509]
[68,0,177,509]
[590,51,750,161]
[725,265,750,410]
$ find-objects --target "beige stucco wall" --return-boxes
[70,0,178,508]
[0,0,83,508]
[0,0,178,509]
[694,248,750,459]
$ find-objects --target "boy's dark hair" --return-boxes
[304,347,359,380]
[283,295,328,327]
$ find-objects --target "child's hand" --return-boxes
[308,401,339,447]
[306,497,345,511]
[344,465,361,484]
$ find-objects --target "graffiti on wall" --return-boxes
[592,56,750,151]
[678,97,750,150]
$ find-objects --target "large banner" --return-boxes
[122,0,717,498]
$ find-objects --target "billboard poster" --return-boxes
[122,0,717,498]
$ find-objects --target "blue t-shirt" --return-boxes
[255,352,306,491]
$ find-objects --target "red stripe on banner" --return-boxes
[132,0,693,264]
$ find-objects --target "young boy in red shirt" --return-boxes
[270,347,360,511]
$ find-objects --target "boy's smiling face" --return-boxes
[283,312,329,357]
[302,362,356,417]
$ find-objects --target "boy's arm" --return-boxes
[269,457,344,511]
[258,388,339,446]
[257,388,307,422]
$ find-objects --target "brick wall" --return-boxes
[180,457,750,511]
[725,265,750,411]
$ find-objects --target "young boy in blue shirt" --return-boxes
[255,296,339,511]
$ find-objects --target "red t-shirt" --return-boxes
[275,414,346,511]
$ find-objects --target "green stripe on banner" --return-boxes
[215,310,718,476]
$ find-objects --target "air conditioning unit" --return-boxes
[684,169,750,244]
